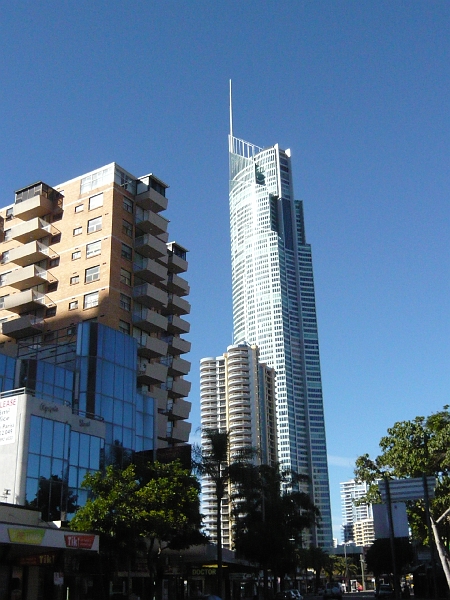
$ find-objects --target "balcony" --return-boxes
[4,290,47,313]
[135,207,168,236]
[168,357,191,377]
[132,308,168,334]
[133,256,167,284]
[167,273,190,297]
[7,241,55,267]
[135,180,168,212]
[167,314,190,335]
[1,315,44,338]
[133,283,167,309]
[135,334,168,359]
[13,194,55,221]
[164,294,190,316]
[10,218,58,243]
[166,336,191,355]
[14,182,63,220]
[6,265,55,291]
[134,234,167,260]
[169,378,191,398]
[169,398,192,420]
[137,362,168,386]
[168,252,188,274]
[170,419,191,443]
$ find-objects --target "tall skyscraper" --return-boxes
[228,122,333,547]
[340,479,375,546]
[200,343,277,548]
[0,163,192,513]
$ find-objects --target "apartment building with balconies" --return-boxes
[0,163,192,517]
[200,343,277,549]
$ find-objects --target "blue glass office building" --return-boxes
[0,322,154,518]
[229,135,332,547]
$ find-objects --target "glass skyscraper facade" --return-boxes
[229,135,332,547]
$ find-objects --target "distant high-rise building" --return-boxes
[228,124,332,547]
[340,480,375,546]
[0,163,191,513]
[200,343,277,548]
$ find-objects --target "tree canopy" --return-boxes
[354,406,450,543]
[70,459,205,597]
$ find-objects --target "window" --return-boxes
[49,257,59,268]
[89,193,103,210]
[75,204,84,213]
[86,240,101,258]
[73,227,82,236]
[70,275,80,285]
[46,307,56,318]
[120,268,131,286]
[0,272,11,286]
[72,251,81,260]
[85,265,100,283]
[0,295,8,309]
[123,196,133,213]
[122,219,133,237]
[1,251,9,264]
[47,282,58,292]
[4,229,11,241]
[5,208,13,220]
[87,216,102,233]
[119,320,130,334]
[84,291,99,309]
[121,243,132,260]
[69,301,78,310]
[120,293,131,311]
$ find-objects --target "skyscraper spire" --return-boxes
[229,79,233,152]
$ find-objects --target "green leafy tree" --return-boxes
[354,406,450,544]
[365,538,414,579]
[232,463,320,595]
[70,460,205,599]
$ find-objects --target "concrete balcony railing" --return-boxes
[6,265,55,290]
[137,362,168,386]
[135,180,168,213]
[10,218,59,244]
[1,315,44,339]
[167,314,190,335]
[133,283,167,309]
[133,256,167,283]
[13,194,55,221]
[134,234,167,260]
[166,273,190,297]
[135,207,169,236]
[169,398,192,420]
[7,240,55,267]
[4,290,47,314]
[168,378,191,398]
[132,308,168,334]
[168,252,188,274]
[170,419,191,443]
[165,294,190,316]
[166,335,191,355]
[135,334,168,359]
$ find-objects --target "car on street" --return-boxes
[375,584,394,598]
[323,582,343,599]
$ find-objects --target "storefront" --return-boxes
[0,504,99,600]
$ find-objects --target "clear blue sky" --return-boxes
[1,1,449,541]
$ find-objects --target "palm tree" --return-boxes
[193,429,242,597]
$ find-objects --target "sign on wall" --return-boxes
[0,396,18,445]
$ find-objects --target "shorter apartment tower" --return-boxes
[200,343,277,549]
[340,479,375,546]
[0,163,192,517]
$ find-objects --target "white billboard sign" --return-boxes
[378,477,436,503]
[373,502,409,538]
[0,396,19,445]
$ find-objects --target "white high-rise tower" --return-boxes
[228,104,333,546]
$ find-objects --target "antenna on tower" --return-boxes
[229,79,233,152]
